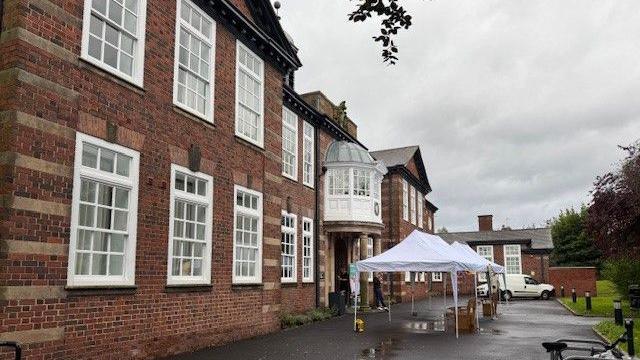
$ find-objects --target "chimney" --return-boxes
[478,215,493,232]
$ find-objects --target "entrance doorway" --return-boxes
[334,237,349,293]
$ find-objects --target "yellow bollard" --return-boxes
[355,318,365,332]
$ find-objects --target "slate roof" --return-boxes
[370,146,419,167]
[438,228,553,251]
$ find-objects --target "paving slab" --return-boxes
[163,297,602,360]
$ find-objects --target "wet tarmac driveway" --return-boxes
[165,298,602,360]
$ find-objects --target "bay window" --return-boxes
[167,165,213,285]
[81,0,147,85]
[233,186,263,284]
[353,169,370,197]
[327,169,350,195]
[68,133,139,287]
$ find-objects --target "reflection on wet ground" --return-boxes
[358,338,399,359]
[403,318,446,333]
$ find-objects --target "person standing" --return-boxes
[373,273,388,311]
[488,266,500,319]
[338,266,350,305]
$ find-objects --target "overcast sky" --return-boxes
[277,1,640,232]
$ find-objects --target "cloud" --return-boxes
[278,0,640,231]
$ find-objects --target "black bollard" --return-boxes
[625,319,635,357]
[571,288,577,303]
[614,299,623,326]
[560,286,565,298]
[585,291,592,311]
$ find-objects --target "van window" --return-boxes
[525,277,539,285]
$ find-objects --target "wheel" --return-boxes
[541,291,550,300]
[502,290,513,301]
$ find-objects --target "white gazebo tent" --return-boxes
[355,230,486,338]
[450,241,506,330]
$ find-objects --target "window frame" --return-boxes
[410,185,417,225]
[281,107,298,180]
[232,185,263,284]
[166,164,213,286]
[172,0,216,122]
[476,245,494,282]
[402,179,409,221]
[280,211,297,283]
[302,121,314,188]
[67,132,140,287]
[503,244,522,274]
[327,168,350,196]
[302,217,314,283]
[80,0,148,87]
[234,41,265,148]
[432,272,443,282]
[417,191,424,228]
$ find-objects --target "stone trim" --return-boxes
[264,237,280,246]
[263,259,278,267]
[0,27,78,64]
[0,285,66,300]
[0,327,64,344]
[264,216,280,226]
[3,195,70,217]
[0,68,79,101]
[263,282,278,291]
[0,239,67,256]
[0,151,73,177]
[264,172,282,184]
[0,111,76,140]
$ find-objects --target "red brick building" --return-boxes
[369,146,438,303]
[439,215,554,294]
[0,0,440,358]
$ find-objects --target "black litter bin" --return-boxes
[329,292,346,315]
[629,285,640,310]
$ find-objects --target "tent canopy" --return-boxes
[450,241,505,274]
[355,230,480,273]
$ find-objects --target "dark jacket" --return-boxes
[373,276,381,290]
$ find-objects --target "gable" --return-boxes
[407,148,432,194]
[243,0,301,67]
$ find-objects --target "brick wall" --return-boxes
[549,267,597,297]
[0,0,328,358]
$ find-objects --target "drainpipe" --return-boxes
[389,175,395,300]
[314,125,320,308]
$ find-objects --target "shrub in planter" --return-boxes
[602,259,640,298]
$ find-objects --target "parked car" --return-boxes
[476,274,555,300]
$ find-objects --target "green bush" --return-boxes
[280,307,335,328]
[602,259,640,299]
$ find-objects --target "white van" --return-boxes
[476,274,555,300]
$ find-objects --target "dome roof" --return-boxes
[325,141,374,164]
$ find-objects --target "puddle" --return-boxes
[358,338,398,359]
[403,319,446,333]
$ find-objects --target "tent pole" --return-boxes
[411,273,415,316]
[452,271,459,339]
[428,273,432,311]
[474,274,479,333]
[354,277,358,332]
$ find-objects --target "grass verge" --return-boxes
[560,280,640,318]
[594,320,639,354]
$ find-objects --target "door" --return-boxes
[511,276,528,297]
[524,276,541,297]
[334,237,349,292]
